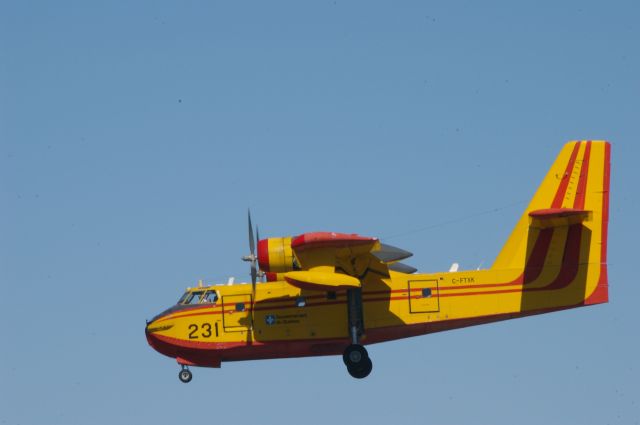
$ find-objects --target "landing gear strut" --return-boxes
[343,288,372,379]
[178,365,192,383]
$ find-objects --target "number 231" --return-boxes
[188,323,213,339]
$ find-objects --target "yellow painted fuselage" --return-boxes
[145,141,609,368]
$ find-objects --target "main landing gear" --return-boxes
[343,344,372,379]
[178,365,192,383]
[343,288,373,379]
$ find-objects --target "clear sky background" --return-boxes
[1,1,638,424]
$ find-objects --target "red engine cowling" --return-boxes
[258,232,377,281]
[258,237,297,279]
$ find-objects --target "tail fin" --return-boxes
[492,141,610,305]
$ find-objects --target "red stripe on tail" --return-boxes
[552,142,581,208]
[573,141,592,210]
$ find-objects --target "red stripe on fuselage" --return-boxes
[148,305,581,365]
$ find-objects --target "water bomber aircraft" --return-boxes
[146,141,610,381]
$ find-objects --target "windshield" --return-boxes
[184,291,205,305]
[202,291,218,303]
[177,292,190,304]
[178,290,218,305]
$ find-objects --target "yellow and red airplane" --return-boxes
[146,140,610,382]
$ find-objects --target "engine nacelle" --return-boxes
[258,237,297,274]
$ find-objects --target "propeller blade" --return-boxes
[248,210,255,256]
[251,264,257,286]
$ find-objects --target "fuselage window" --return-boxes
[422,288,432,298]
[295,297,306,307]
[202,291,218,304]
[235,302,246,312]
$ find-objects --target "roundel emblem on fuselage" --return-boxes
[265,314,276,326]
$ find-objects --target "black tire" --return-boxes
[347,357,373,379]
[179,369,192,383]
[343,344,368,368]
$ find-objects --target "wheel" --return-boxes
[178,368,192,383]
[347,357,373,379]
[342,344,368,368]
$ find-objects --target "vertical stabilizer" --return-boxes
[492,141,610,305]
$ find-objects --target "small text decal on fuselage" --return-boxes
[451,277,475,284]
[264,313,307,326]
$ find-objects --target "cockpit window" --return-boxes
[203,291,218,303]
[177,292,190,304]
[178,290,219,305]
[184,291,205,305]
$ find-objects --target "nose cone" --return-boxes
[145,320,159,348]
[145,316,176,358]
[145,320,162,350]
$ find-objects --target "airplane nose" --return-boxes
[145,319,171,335]
[145,318,162,343]
[145,317,182,361]
[145,315,176,349]
[145,317,157,332]
[145,320,158,346]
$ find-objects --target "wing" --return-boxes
[282,232,415,291]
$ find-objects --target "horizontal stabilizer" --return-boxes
[529,208,590,229]
[372,243,413,263]
[388,262,418,274]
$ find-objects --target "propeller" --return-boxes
[241,210,260,295]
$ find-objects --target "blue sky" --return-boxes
[1,1,638,424]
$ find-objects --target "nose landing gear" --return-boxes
[178,365,192,383]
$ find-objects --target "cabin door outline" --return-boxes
[222,294,253,332]
[408,279,440,313]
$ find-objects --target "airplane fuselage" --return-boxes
[145,140,610,380]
